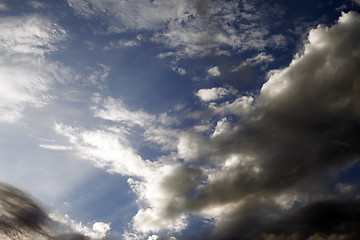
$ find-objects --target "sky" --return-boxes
[0,0,360,240]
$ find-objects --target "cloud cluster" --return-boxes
[53,10,360,240]
[67,0,287,57]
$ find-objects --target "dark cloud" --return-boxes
[267,198,360,238]
[0,183,49,239]
[0,183,105,240]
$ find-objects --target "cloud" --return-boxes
[196,87,237,102]
[0,182,110,239]
[112,10,360,239]
[92,95,155,127]
[232,52,274,72]
[180,11,360,239]
[105,38,141,50]
[0,15,66,56]
[148,235,177,240]
[50,213,111,239]
[67,0,287,57]
[39,144,73,151]
[54,123,150,177]
[144,126,180,151]
[0,15,70,123]
[85,64,111,90]
[207,66,221,77]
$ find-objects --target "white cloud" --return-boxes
[208,95,255,116]
[207,66,221,77]
[232,52,274,72]
[196,87,237,102]
[105,39,141,50]
[39,144,72,151]
[87,64,110,89]
[157,52,175,59]
[0,15,66,56]
[92,94,155,127]
[28,1,47,9]
[0,15,69,123]
[67,0,287,57]
[148,235,177,240]
[211,117,230,138]
[50,213,111,239]
[172,67,187,75]
[55,123,150,177]
[144,126,180,151]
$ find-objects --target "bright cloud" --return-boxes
[50,213,111,239]
[207,66,221,77]
[0,15,68,123]
[55,123,150,177]
[196,87,237,102]
[92,94,155,127]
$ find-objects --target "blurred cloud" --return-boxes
[0,182,110,240]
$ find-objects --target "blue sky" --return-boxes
[1,0,360,240]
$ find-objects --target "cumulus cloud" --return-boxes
[126,10,360,239]
[196,87,237,102]
[207,66,221,77]
[185,11,360,239]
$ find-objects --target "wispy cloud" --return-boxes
[232,52,274,72]
[92,94,155,127]
[39,144,72,151]
[67,0,287,58]
[0,15,69,123]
